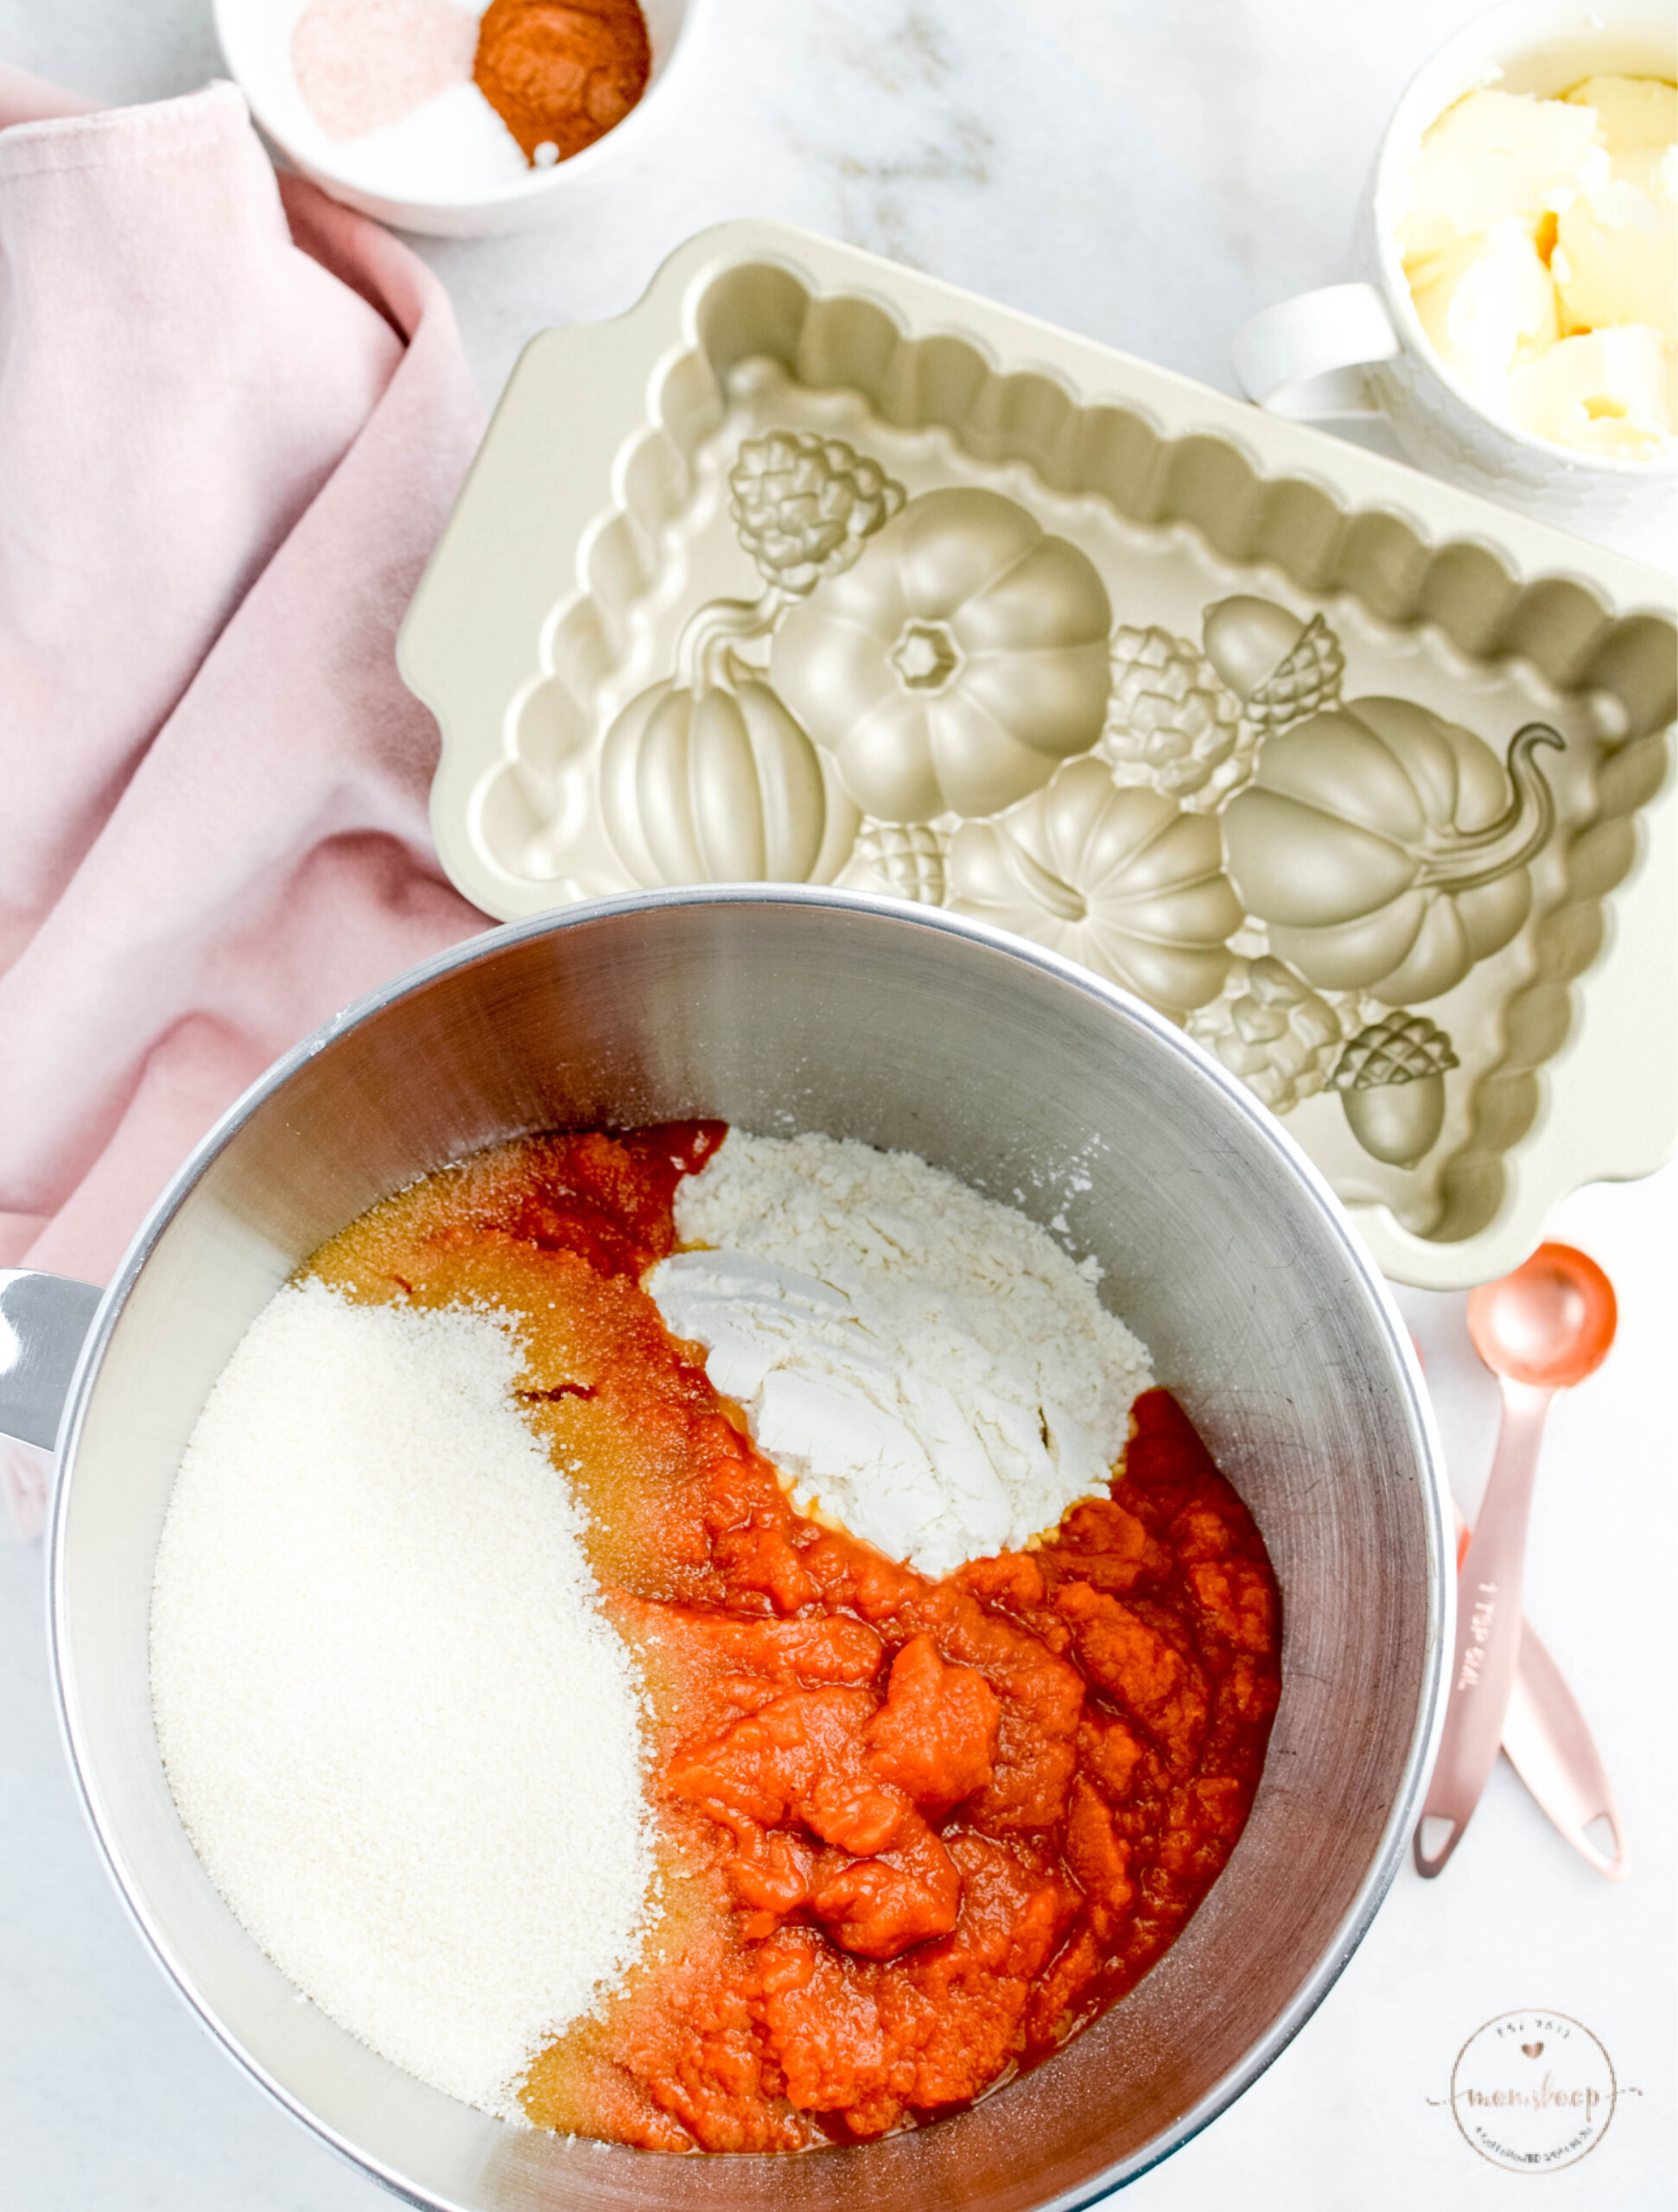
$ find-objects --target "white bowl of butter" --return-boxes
[1235,0,1676,550]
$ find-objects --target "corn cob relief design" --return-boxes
[1185,957,1357,1113]
[837,821,952,906]
[1100,626,1248,806]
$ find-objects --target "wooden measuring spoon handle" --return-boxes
[1414,1377,1554,1878]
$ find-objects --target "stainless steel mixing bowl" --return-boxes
[5,888,1447,2210]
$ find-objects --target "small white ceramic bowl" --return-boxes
[1235,0,1677,551]
[214,0,709,238]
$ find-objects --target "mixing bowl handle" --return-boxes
[0,1269,103,1452]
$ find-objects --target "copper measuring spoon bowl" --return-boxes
[1414,1243,1618,1878]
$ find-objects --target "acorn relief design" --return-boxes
[1202,596,1345,730]
[1332,1012,1460,1166]
[1186,956,1349,1113]
[1101,626,1246,803]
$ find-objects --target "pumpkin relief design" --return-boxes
[594,432,905,889]
[947,756,1242,1015]
[770,487,1113,823]
[599,655,860,887]
[1221,699,1561,1005]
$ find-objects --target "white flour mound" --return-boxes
[149,1281,654,2121]
[648,1131,1152,1577]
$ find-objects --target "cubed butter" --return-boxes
[1555,176,1677,339]
[1506,325,1677,454]
[1564,73,1678,151]
[1608,143,1675,194]
[1409,219,1560,402]
[1396,89,1606,259]
[1398,73,1677,458]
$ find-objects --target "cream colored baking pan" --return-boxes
[398,219,1676,1290]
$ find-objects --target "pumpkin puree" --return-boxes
[308,1125,1283,2152]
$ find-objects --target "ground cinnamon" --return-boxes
[473,0,651,166]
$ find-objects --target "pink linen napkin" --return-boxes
[0,67,492,1535]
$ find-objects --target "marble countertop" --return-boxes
[1,1,1673,2206]
[3,0,1562,417]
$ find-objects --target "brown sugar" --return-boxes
[473,0,651,165]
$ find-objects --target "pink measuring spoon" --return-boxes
[1448,1509,1628,1880]
[1414,1243,1618,1878]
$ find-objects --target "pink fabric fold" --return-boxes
[0,66,492,1533]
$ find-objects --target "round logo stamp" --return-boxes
[1449,2010,1616,2172]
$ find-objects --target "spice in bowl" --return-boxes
[1395,75,1677,458]
[289,0,652,194]
[474,0,651,167]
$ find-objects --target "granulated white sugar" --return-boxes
[149,1280,653,2120]
[316,77,533,194]
[650,1132,1152,1578]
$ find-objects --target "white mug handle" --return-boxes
[1234,282,1403,420]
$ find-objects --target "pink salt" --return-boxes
[292,0,480,143]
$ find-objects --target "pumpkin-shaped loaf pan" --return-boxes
[399,220,1675,1290]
